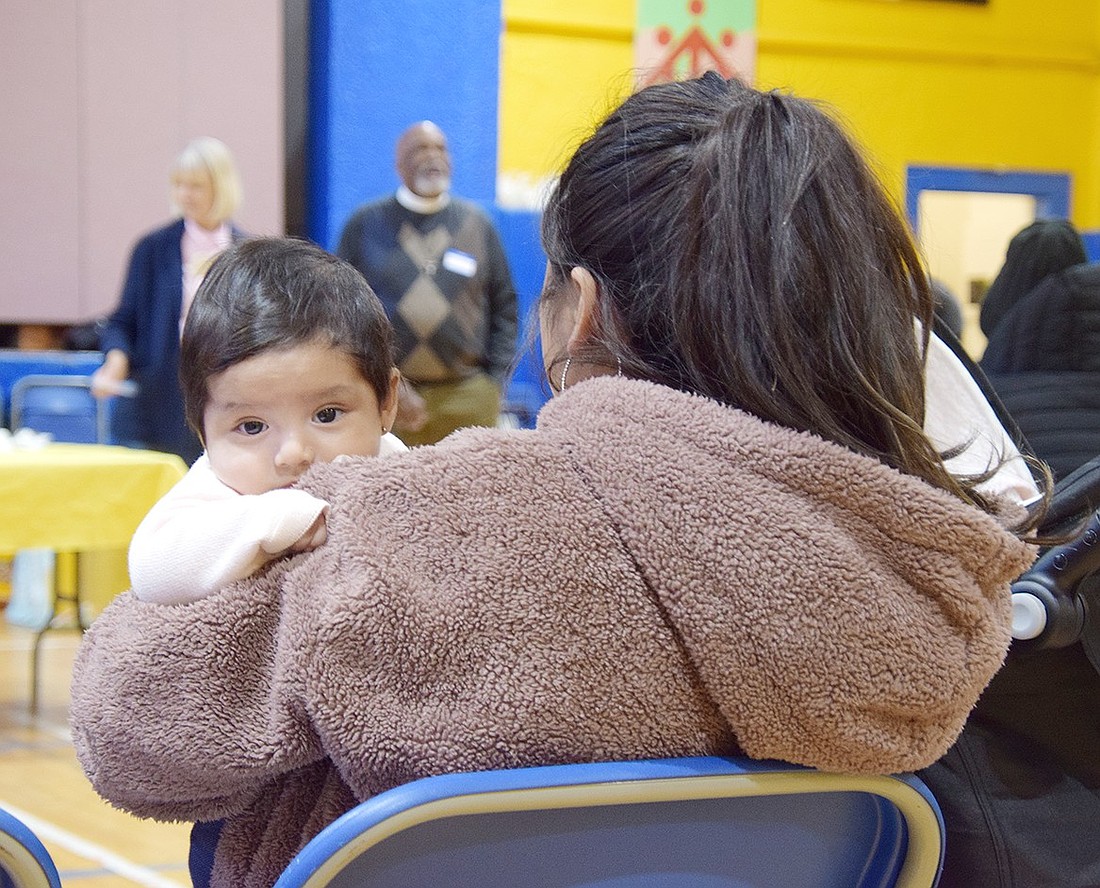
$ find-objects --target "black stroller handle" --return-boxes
[1033,453,1100,538]
[1010,454,1100,650]
[1010,512,1097,649]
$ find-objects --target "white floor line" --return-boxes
[2,703,74,744]
[0,799,185,888]
[2,703,72,743]
[43,723,72,744]
[0,636,81,653]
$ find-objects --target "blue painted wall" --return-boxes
[1083,231,1100,262]
[306,0,551,420]
[489,208,550,418]
[308,0,502,250]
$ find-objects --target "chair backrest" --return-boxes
[273,756,945,888]
[0,806,62,888]
[10,375,108,444]
[0,349,105,428]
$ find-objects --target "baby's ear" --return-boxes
[381,368,401,427]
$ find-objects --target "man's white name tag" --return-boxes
[442,249,477,277]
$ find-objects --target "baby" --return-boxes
[129,237,406,604]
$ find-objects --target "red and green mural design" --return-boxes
[635,0,756,87]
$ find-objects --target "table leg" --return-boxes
[29,552,86,715]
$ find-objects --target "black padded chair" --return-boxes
[983,370,1100,483]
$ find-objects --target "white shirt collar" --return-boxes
[395,185,451,215]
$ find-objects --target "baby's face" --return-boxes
[203,341,394,495]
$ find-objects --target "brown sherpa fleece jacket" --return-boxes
[70,376,1036,888]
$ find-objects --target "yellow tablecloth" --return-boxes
[0,443,187,616]
[0,440,187,552]
[0,444,185,555]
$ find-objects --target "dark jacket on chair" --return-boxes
[980,261,1100,482]
[919,643,1100,888]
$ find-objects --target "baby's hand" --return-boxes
[289,513,328,553]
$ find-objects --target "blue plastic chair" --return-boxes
[0,349,105,430]
[9,374,108,444]
[273,756,945,888]
[0,806,62,888]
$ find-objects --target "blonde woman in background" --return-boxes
[91,137,245,464]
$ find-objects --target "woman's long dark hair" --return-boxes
[541,72,998,510]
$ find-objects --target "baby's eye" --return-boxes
[238,419,266,436]
[315,406,342,424]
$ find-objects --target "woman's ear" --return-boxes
[567,266,600,351]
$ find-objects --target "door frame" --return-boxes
[905,166,1071,232]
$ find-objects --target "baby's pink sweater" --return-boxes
[130,434,407,604]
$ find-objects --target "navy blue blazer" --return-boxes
[100,219,240,464]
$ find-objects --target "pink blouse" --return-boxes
[180,219,232,336]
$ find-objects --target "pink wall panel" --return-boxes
[0,2,81,322]
[79,2,184,320]
[1,1,283,325]
[179,1,285,241]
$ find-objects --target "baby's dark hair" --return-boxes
[180,237,396,437]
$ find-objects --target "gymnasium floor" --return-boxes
[0,617,191,887]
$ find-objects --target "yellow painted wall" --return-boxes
[501,0,1100,228]
[499,1,635,203]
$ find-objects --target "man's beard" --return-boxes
[413,172,450,197]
